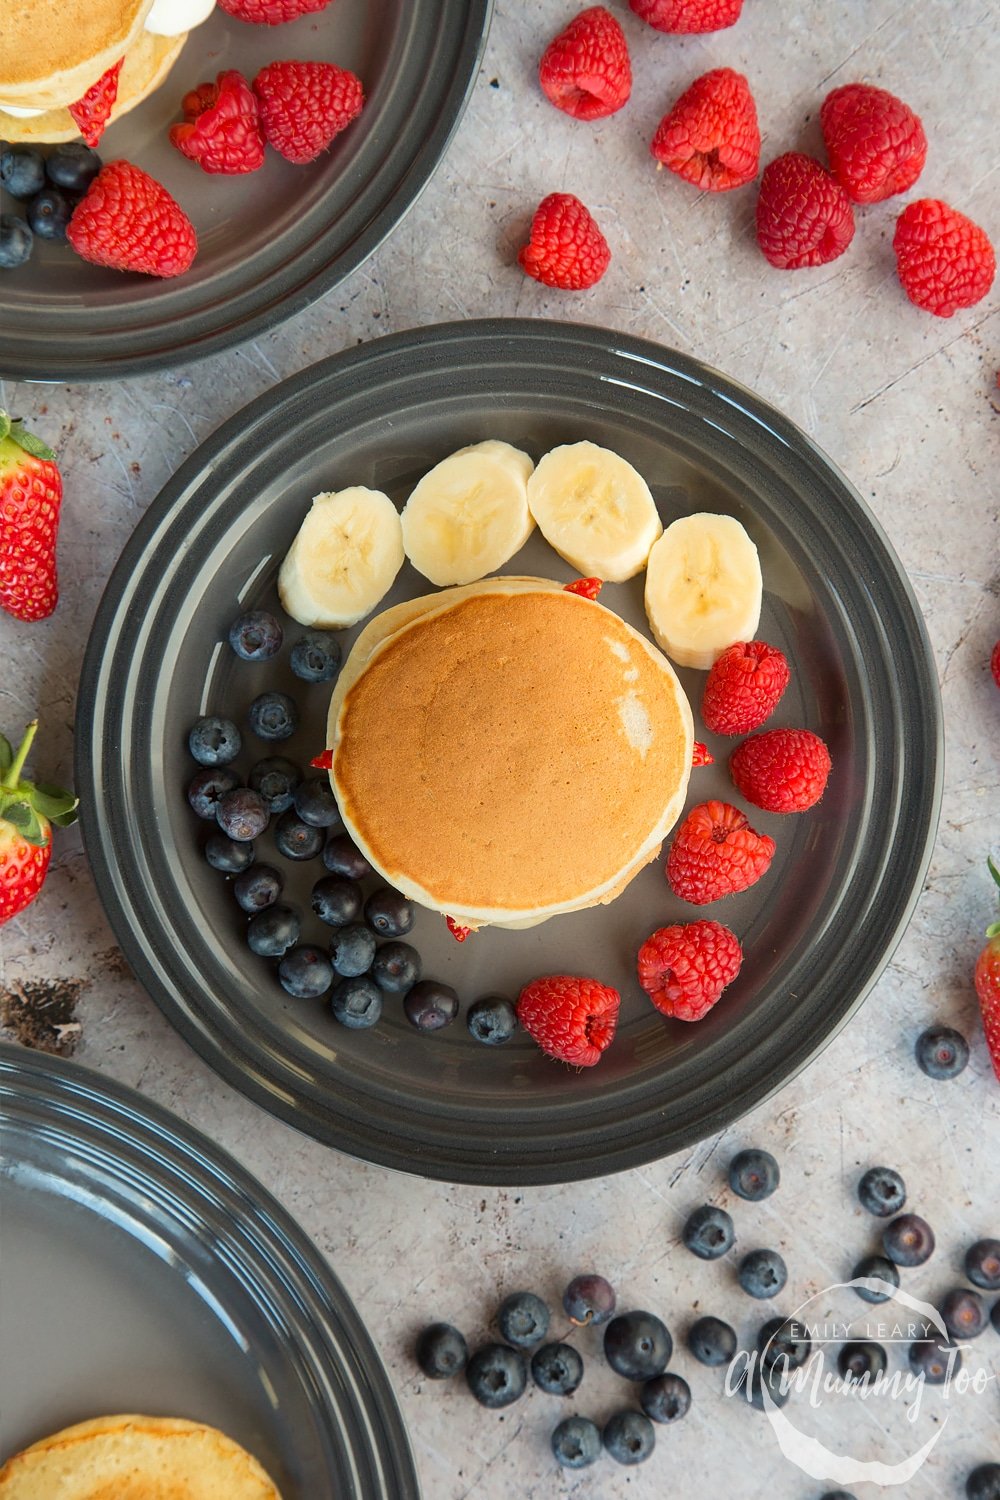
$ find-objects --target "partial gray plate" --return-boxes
[0,1041,418,1497]
[75,319,942,1185]
[0,0,491,380]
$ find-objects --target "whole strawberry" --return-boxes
[667,800,775,904]
[820,83,927,204]
[702,640,790,735]
[170,71,265,174]
[0,721,78,926]
[538,7,631,121]
[638,920,742,1021]
[0,411,62,622]
[218,0,331,19]
[730,728,831,813]
[974,857,1000,1085]
[630,0,742,33]
[67,160,197,277]
[518,193,610,290]
[893,199,996,317]
[756,152,855,269]
[68,58,124,148]
[651,68,760,193]
[516,975,620,1067]
[253,61,364,165]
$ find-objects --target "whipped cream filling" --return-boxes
[0,103,44,117]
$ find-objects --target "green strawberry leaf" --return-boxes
[4,799,47,846]
[31,783,79,825]
[9,419,55,463]
[0,735,11,776]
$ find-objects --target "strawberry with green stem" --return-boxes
[974,856,1000,1084]
[0,410,62,622]
[0,721,78,925]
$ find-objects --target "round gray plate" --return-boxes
[0,0,490,381]
[75,319,942,1185]
[0,1041,418,1497]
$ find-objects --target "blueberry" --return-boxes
[275,810,324,861]
[0,215,33,269]
[908,1337,960,1384]
[330,975,382,1029]
[466,993,517,1044]
[233,863,283,914]
[858,1165,907,1218]
[562,1273,616,1328]
[364,887,414,937]
[687,1315,737,1367]
[290,630,342,682]
[228,609,282,661]
[278,945,334,999]
[204,833,255,873]
[883,1213,935,1267]
[965,1238,1000,1291]
[551,1416,600,1470]
[330,922,376,978]
[27,188,72,241]
[603,1311,672,1381]
[941,1287,988,1340]
[323,833,373,879]
[838,1341,887,1385]
[738,1249,787,1299]
[639,1372,690,1423]
[216,787,269,842]
[967,1465,1000,1500]
[530,1342,583,1396]
[682,1204,735,1260]
[293,777,340,827]
[371,941,421,993]
[735,1358,789,1410]
[249,756,301,814]
[0,146,45,200]
[820,1493,858,1500]
[187,765,239,820]
[757,1317,811,1371]
[915,1024,969,1079]
[311,876,364,926]
[46,141,102,192]
[403,980,458,1031]
[415,1322,467,1379]
[851,1255,900,1304]
[729,1147,780,1201]
[248,691,298,741]
[603,1410,655,1466]
[496,1291,549,1349]
[465,1343,527,1408]
[247,904,300,957]
[189,715,242,766]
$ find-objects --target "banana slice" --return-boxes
[278,487,404,629]
[400,440,535,586]
[644,512,762,670]
[526,441,662,582]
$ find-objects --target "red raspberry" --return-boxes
[638,919,742,1021]
[692,741,714,766]
[730,728,831,813]
[756,152,855,269]
[991,641,1000,690]
[629,0,742,33]
[893,199,996,318]
[66,161,197,278]
[820,83,927,204]
[702,640,790,736]
[518,193,610,290]
[651,68,760,193]
[169,71,265,175]
[563,577,603,599]
[68,58,123,148]
[217,0,331,20]
[516,975,620,1067]
[666,800,775,904]
[538,7,631,121]
[253,61,364,165]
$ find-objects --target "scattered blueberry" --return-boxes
[278,945,334,999]
[639,1372,690,1424]
[915,1024,969,1079]
[247,904,300,957]
[248,691,298,740]
[293,777,340,827]
[248,756,301,814]
[27,188,72,241]
[404,980,458,1032]
[687,1315,737,1367]
[738,1249,788,1299]
[330,922,377,978]
[204,833,255,874]
[497,1291,550,1349]
[0,145,45,200]
[551,1416,601,1470]
[275,811,324,861]
[965,1239,1000,1291]
[311,876,364,926]
[851,1255,900,1304]
[233,863,283,914]
[466,994,517,1044]
[603,1310,672,1380]
[908,1337,960,1384]
[838,1341,887,1386]
[735,1358,789,1410]
[941,1287,989,1340]
[323,833,373,879]
[465,1343,527,1408]
[729,1147,780,1201]
[364,887,414,937]
[290,630,342,682]
[415,1322,467,1379]
[883,1213,935,1267]
[858,1165,907,1218]
[330,975,383,1029]
[46,141,102,192]
[757,1317,811,1371]
[371,941,421,993]
[682,1204,735,1260]
[189,715,242,766]
[603,1410,654,1466]
[563,1273,616,1328]
[216,787,269,842]
[228,609,283,661]
[820,1493,857,1500]
[967,1465,1000,1500]
[187,765,239,820]
[0,215,33,269]
[530,1342,583,1396]
[993,1298,1000,1337]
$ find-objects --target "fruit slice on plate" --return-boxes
[526,440,662,582]
[400,439,534,586]
[645,512,761,669]
[278,486,404,628]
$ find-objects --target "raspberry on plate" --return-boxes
[893,199,996,317]
[756,152,855,269]
[517,193,610,290]
[68,59,123,149]
[820,83,927,204]
[539,7,631,121]
[516,975,620,1066]
[629,0,742,33]
[651,68,760,193]
[638,920,742,1021]
[702,640,790,735]
[730,728,832,813]
[218,0,332,20]
[170,71,265,175]
[253,61,364,165]
[66,160,197,277]
[666,800,775,904]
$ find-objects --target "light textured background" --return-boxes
[1,1,999,1496]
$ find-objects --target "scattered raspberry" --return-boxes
[218,0,331,20]
[66,161,197,278]
[517,193,610,290]
[564,577,603,599]
[446,916,471,942]
[893,199,996,318]
[666,800,775,904]
[651,68,760,193]
[638,919,742,1021]
[629,0,742,33]
[820,83,927,204]
[253,61,364,165]
[539,7,631,121]
[992,641,1000,690]
[730,728,831,813]
[756,152,855,269]
[692,741,714,766]
[516,975,620,1067]
[68,58,123,147]
[702,640,790,735]
[169,71,265,175]
[310,749,334,769]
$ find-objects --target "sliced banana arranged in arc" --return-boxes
[525,440,662,583]
[400,439,535,587]
[644,512,762,670]
[278,486,404,629]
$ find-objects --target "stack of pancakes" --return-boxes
[328,578,694,930]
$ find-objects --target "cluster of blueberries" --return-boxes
[0,140,101,268]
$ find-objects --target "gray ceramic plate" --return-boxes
[0,0,490,381]
[75,319,942,1185]
[0,1041,418,1497]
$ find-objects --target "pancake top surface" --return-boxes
[1,0,149,94]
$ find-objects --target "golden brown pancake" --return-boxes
[0,0,154,109]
